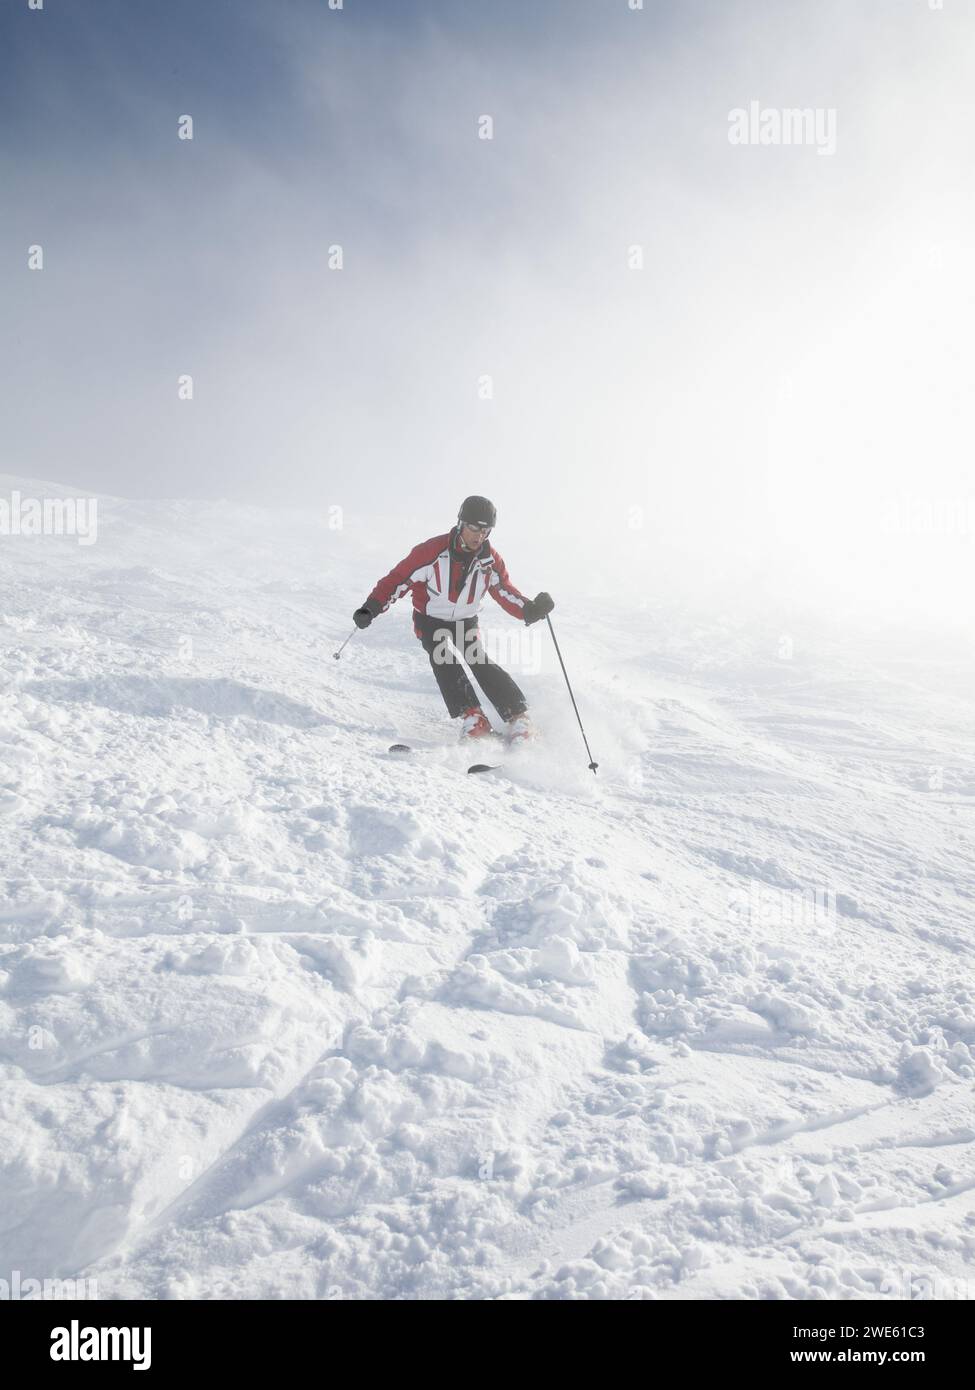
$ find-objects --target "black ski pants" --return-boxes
[413,612,527,721]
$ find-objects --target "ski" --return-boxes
[469,731,539,773]
[389,745,501,774]
[389,731,505,762]
[391,726,526,773]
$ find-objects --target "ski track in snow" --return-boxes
[1,481,974,1300]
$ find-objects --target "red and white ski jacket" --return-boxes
[367,528,529,622]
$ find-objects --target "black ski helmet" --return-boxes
[458,495,497,528]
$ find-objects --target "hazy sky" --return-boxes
[2,0,973,621]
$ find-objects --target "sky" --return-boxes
[2,0,973,623]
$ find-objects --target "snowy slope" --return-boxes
[1,478,973,1300]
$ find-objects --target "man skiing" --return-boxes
[352,496,554,740]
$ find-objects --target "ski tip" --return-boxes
[467,763,499,775]
[388,744,411,754]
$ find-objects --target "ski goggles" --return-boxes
[460,520,492,534]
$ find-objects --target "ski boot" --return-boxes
[505,712,536,745]
[460,706,493,740]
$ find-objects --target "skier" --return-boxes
[352,496,554,740]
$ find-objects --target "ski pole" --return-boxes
[333,627,357,660]
[546,615,598,775]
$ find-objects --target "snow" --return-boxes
[0,475,973,1300]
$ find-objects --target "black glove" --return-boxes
[353,600,379,629]
[522,591,554,626]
